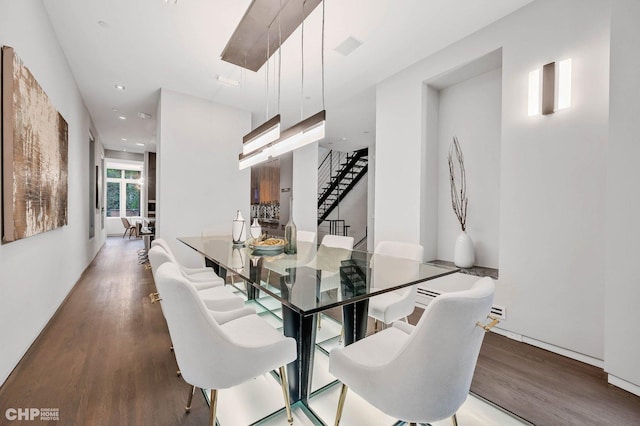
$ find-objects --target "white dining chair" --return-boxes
[368,241,424,329]
[311,235,354,293]
[148,246,244,311]
[151,238,223,285]
[154,262,297,425]
[296,230,316,244]
[329,277,496,425]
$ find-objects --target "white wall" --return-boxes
[435,68,502,268]
[605,0,640,393]
[157,89,251,266]
[376,0,610,361]
[0,0,105,385]
[292,143,319,234]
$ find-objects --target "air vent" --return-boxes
[417,288,506,320]
[490,305,506,319]
[334,36,363,56]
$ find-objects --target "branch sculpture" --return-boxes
[448,136,467,232]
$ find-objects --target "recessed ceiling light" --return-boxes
[136,143,145,146]
[334,36,363,56]
[341,137,348,141]
[216,75,240,87]
[121,138,127,141]
[118,115,127,120]
[97,20,109,28]
[164,0,178,4]
[137,112,152,119]
[123,149,127,152]
[114,84,125,91]
[112,108,119,112]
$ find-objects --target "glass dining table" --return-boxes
[178,235,459,410]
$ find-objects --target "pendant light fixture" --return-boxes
[240,26,281,164]
[239,0,326,170]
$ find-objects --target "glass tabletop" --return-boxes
[179,235,459,316]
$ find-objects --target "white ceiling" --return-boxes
[42,0,533,154]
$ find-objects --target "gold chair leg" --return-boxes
[185,385,196,412]
[335,384,348,426]
[451,413,458,426]
[209,389,218,426]
[278,366,293,424]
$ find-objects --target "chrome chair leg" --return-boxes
[177,370,181,377]
[209,389,218,426]
[185,385,196,412]
[279,366,294,424]
[451,413,458,426]
[334,383,348,426]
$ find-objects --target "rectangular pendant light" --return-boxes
[242,114,281,155]
[238,110,325,170]
[270,110,325,157]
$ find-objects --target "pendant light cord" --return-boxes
[300,0,305,120]
[321,0,325,110]
[266,26,270,121]
[278,0,282,115]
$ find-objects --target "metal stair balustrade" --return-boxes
[317,148,368,225]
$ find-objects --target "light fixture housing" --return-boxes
[216,75,240,87]
[114,84,125,91]
[242,114,281,155]
[238,110,325,170]
[528,58,572,116]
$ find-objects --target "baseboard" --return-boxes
[491,327,604,369]
[608,375,640,397]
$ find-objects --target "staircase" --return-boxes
[317,148,368,225]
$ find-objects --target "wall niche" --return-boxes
[423,49,502,270]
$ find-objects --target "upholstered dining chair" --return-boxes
[368,241,424,330]
[121,217,137,239]
[329,277,496,426]
[148,246,245,311]
[151,238,223,285]
[310,234,354,294]
[154,262,297,425]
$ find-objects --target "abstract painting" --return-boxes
[2,46,68,243]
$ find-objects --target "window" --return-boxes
[106,182,120,217]
[106,165,143,217]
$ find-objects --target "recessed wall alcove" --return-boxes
[422,48,502,272]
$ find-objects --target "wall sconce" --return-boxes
[528,58,571,116]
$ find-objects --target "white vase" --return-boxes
[250,218,262,240]
[232,210,246,244]
[454,231,475,268]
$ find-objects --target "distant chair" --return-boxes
[121,218,137,239]
[368,241,424,329]
[330,277,497,425]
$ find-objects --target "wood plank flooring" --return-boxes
[1,237,639,425]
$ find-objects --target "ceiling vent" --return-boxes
[334,36,363,56]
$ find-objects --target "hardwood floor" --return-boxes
[1,237,639,425]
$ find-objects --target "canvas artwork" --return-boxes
[2,46,69,243]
